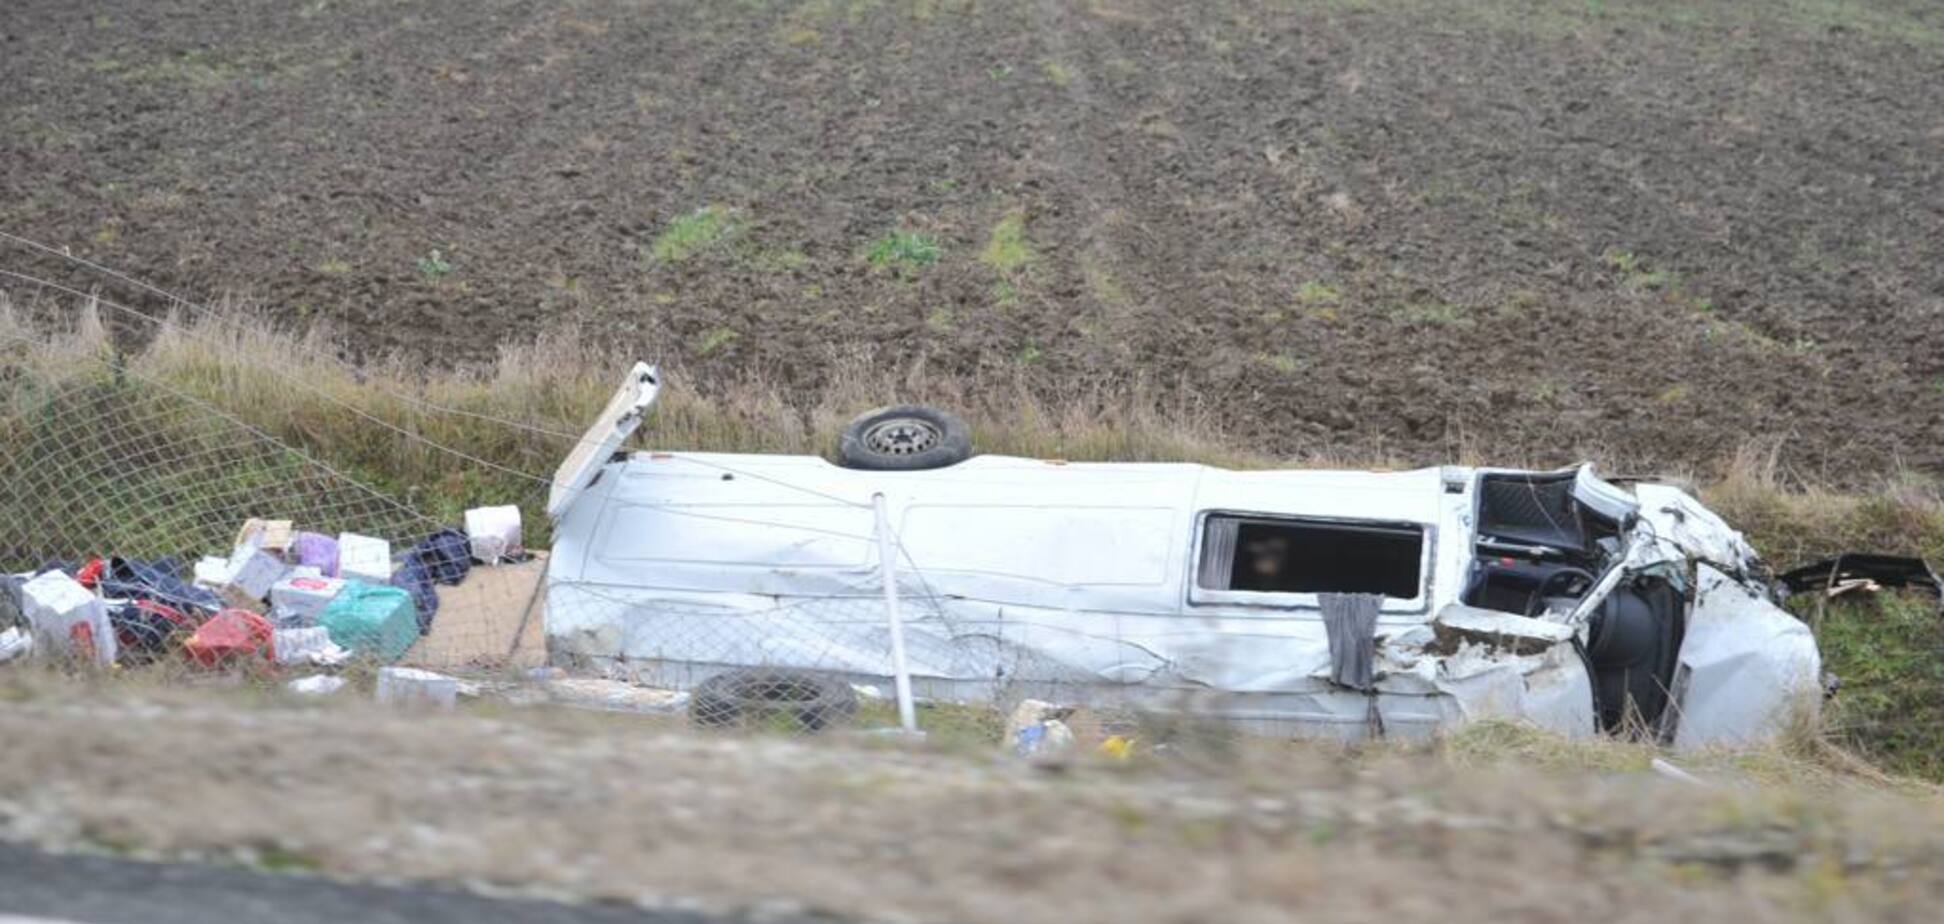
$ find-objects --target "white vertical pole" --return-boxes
[873,492,918,733]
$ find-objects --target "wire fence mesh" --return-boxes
[0,302,982,738]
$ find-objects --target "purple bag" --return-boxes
[292,532,340,577]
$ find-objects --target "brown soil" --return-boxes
[3,0,1941,479]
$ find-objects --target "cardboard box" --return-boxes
[217,546,286,609]
[337,533,393,584]
[269,573,347,627]
[20,570,116,665]
[234,518,295,553]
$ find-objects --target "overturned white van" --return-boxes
[543,365,1821,746]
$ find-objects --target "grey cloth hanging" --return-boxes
[1319,593,1382,692]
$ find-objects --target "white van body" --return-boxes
[544,366,1821,745]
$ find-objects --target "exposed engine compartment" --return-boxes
[1464,471,1685,735]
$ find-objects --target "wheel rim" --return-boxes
[862,417,942,456]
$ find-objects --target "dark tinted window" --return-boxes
[1198,516,1423,598]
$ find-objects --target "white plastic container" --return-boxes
[337,533,393,584]
[20,570,116,664]
[464,505,524,564]
[269,573,346,627]
[375,667,458,709]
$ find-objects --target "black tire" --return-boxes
[690,668,859,732]
[836,404,973,471]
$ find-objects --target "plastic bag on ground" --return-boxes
[464,506,523,565]
[291,532,340,577]
[272,626,349,666]
[287,674,347,696]
[183,608,274,667]
[318,581,419,661]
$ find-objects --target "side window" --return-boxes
[1197,514,1424,599]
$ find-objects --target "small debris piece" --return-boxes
[543,677,690,714]
[1006,699,1077,758]
[0,626,30,663]
[1650,757,1711,787]
[1431,603,1575,655]
[287,675,347,696]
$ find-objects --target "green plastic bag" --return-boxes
[318,581,419,661]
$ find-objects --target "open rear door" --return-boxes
[547,363,661,520]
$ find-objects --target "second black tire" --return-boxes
[690,668,859,732]
[836,404,973,471]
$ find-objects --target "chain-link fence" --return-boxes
[0,293,964,737]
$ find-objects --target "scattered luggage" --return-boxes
[5,514,532,678]
[318,581,418,661]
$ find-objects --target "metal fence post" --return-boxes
[872,492,918,733]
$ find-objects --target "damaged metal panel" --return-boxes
[1670,565,1822,747]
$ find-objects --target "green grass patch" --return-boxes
[1811,592,1944,780]
[652,206,740,262]
[864,230,941,272]
[980,210,1034,275]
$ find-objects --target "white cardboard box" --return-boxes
[20,570,116,665]
[269,573,347,627]
[337,533,393,584]
[217,546,287,608]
